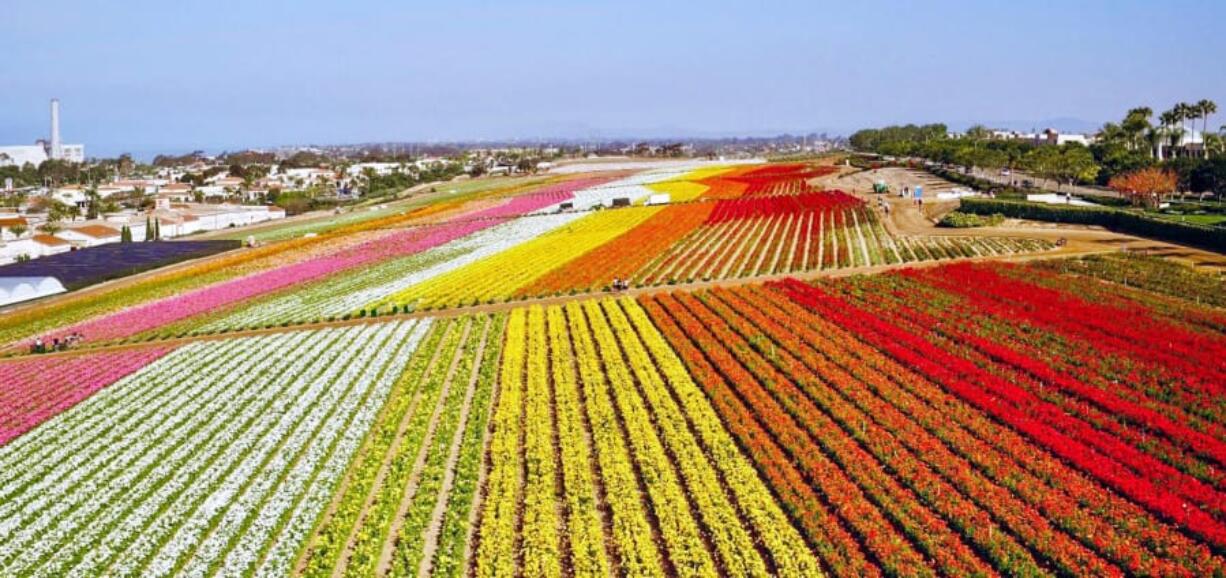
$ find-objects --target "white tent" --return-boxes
[0,277,67,307]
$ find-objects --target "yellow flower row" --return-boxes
[390,207,661,309]
[545,306,612,577]
[565,302,665,577]
[597,299,768,575]
[474,310,526,578]
[580,299,718,576]
[521,308,561,576]
[645,165,738,202]
[472,299,817,576]
[618,298,823,577]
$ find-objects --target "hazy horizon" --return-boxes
[3,0,1224,157]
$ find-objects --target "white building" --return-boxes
[0,216,30,241]
[278,167,336,188]
[0,234,72,264]
[0,203,284,264]
[1037,128,1092,146]
[346,162,403,177]
[989,128,1092,147]
[157,183,194,202]
[0,145,53,168]
[0,99,86,167]
[57,224,122,247]
[147,203,285,237]
[51,186,89,208]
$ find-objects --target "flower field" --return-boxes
[385,208,662,309]
[0,344,174,445]
[7,157,1220,577]
[3,251,1225,576]
[0,321,431,577]
[297,313,504,578]
[638,262,1226,577]
[472,301,817,578]
[4,162,1058,348]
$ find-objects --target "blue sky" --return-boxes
[3,0,1224,157]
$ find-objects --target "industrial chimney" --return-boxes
[49,98,62,160]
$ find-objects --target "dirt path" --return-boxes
[414,321,491,578]
[821,165,1226,272]
[874,188,1226,271]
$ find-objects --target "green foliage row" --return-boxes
[938,212,1005,228]
[1035,253,1225,308]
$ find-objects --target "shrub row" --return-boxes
[938,212,1004,228]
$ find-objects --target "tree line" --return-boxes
[850,100,1224,195]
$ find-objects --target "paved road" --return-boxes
[966,167,1120,199]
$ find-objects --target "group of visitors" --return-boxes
[898,186,924,207]
[31,333,83,354]
[611,277,631,291]
[875,196,892,216]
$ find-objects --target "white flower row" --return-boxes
[5,330,321,574]
[0,340,232,500]
[0,339,247,549]
[201,212,582,330]
[0,319,431,578]
[538,167,698,212]
[141,323,398,577]
[224,322,427,578]
[54,330,344,578]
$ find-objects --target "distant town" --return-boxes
[0,98,843,265]
[5,96,1223,268]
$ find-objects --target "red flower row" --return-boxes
[774,278,1226,549]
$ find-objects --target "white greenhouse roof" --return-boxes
[0,276,66,307]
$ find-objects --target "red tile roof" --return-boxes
[67,224,121,238]
[32,234,70,246]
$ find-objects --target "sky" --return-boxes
[2,0,1224,157]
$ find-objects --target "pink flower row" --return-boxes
[461,176,610,220]
[52,176,608,343]
[59,221,491,342]
[0,345,174,446]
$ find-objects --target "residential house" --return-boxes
[0,216,29,241]
[57,224,122,247]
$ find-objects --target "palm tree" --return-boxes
[1157,109,1181,160]
[1123,107,1153,151]
[1177,103,1196,157]
[1099,122,1126,146]
[1197,99,1217,158]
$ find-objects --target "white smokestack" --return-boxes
[50,98,62,160]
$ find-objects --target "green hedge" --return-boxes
[960,198,1226,252]
[939,211,1005,228]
